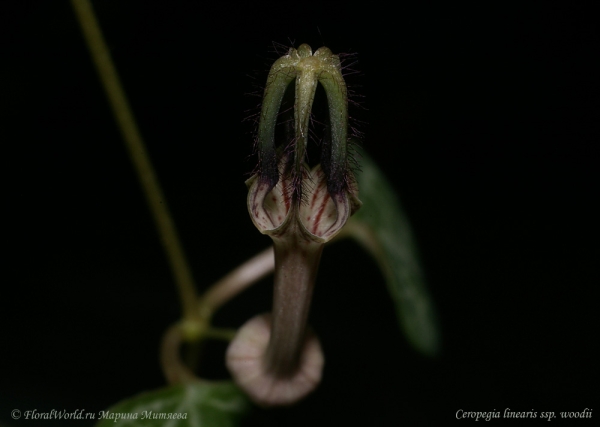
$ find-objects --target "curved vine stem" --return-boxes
[198,246,275,318]
[70,0,199,323]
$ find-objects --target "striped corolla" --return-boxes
[226,44,361,406]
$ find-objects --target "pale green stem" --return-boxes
[204,327,238,342]
[161,322,237,385]
[70,0,199,322]
[336,217,381,257]
[160,323,201,385]
[198,246,274,318]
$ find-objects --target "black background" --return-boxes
[1,1,598,426]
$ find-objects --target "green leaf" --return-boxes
[95,381,250,427]
[346,151,440,356]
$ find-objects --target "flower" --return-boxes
[226,44,361,406]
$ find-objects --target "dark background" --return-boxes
[2,1,598,425]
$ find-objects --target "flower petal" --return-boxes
[299,165,350,241]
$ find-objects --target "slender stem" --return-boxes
[160,323,200,385]
[199,246,274,317]
[70,0,199,322]
[335,217,382,256]
[183,327,236,373]
[204,327,238,341]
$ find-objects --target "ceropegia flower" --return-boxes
[226,44,361,406]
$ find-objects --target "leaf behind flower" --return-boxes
[345,151,440,356]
